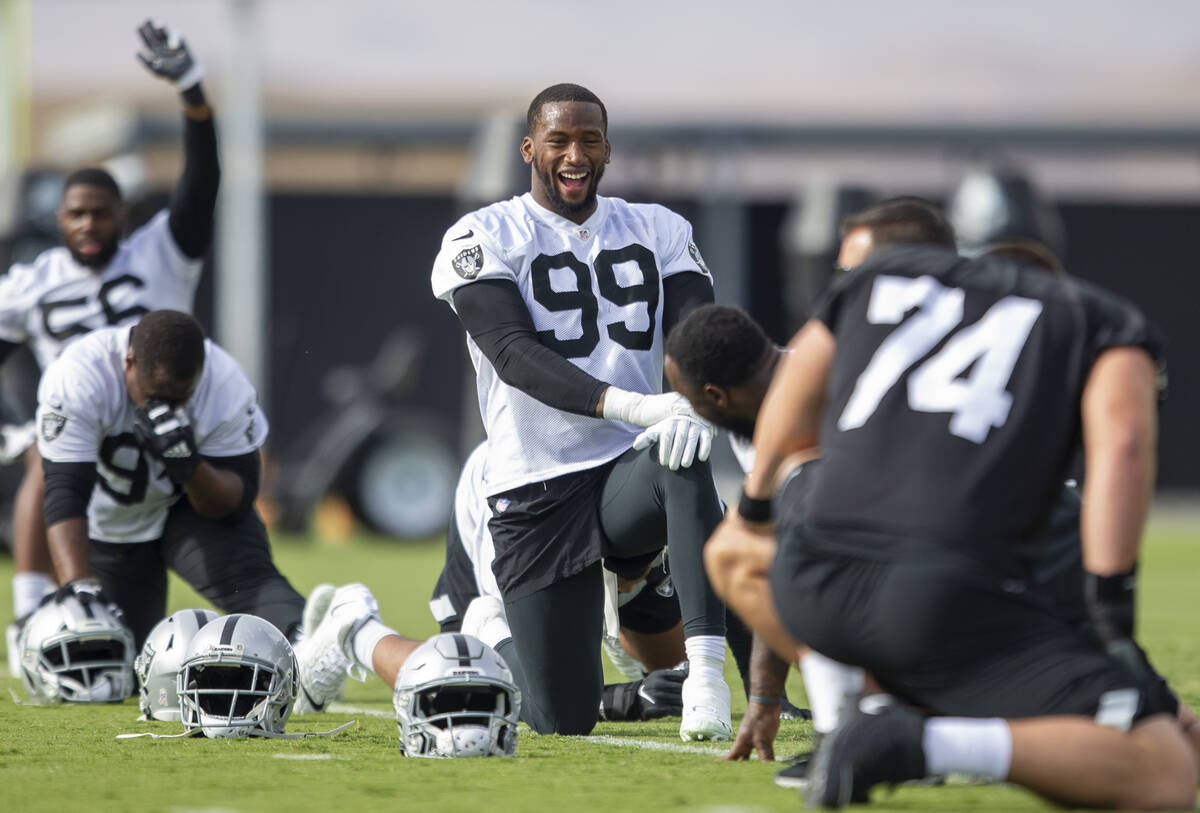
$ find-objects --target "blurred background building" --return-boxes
[2,0,1199,537]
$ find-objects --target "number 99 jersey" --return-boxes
[807,244,1164,550]
[35,326,268,543]
[432,193,710,496]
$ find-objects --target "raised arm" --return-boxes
[136,20,220,259]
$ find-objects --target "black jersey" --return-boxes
[806,245,1164,552]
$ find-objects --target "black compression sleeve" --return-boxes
[453,279,609,416]
[167,114,220,259]
[43,460,97,528]
[661,272,715,339]
[204,451,260,522]
[0,338,19,364]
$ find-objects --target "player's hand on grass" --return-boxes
[632,408,714,470]
[720,700,780,761]
[632,666,686,720]
[136,19,205,91]
[133,398,200,484]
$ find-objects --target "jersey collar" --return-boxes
[520,193,610,240]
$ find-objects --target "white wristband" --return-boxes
[600,387,641,423]
[174,62,205,92]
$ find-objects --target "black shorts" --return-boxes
[617,559,682,635]
[89,500,305,649]
[770,521,1173,726]
[487,461,617,601]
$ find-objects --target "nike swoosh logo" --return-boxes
[452,230,474,241]
[637,685,656,706]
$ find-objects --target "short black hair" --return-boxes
[131,310,206,387]
[526,83,608,135]
[840,196,955,250]
[980,240,1065,275]
[666,305,771,388]
[63,167,122,201]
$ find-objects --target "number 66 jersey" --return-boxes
[35,326,268,543]
[431,193,710,496]
[806,244,1165,550]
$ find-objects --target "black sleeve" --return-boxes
[661,271,715,339]
[42,460,97,528]
[204,451,260,523]
[0,338,19,364]
[167,114,220,260]
[452,279,609,417]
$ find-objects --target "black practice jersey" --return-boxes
[807,245,1164,550]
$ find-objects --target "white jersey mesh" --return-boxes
[36,327,268,543]
[452,442,501,601]
[0,211,202,369]
[432,193,711,495]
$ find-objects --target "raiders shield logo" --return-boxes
[40,411,67,443]
[688,241,711,277]
[452,246,484,280]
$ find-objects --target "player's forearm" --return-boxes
[744,320,833,500]
[748,633,790,700]
[183,461,245,518]
[46,518,91,583]
[167,113,220,258]
[1080,347,1157,575]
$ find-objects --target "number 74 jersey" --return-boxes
[432,193,710,495]
[807,244,1164,547]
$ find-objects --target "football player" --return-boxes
[429,84,730,739]
[713,198,1197,807]
[36,310,305,652]
[2,20,220,667]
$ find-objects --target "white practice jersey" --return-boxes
[452,442,501,601]
[36,327,268,543]
[432,193,710,495]
[0,211,201,369]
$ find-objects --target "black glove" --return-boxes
[136,19,205,95]
[43,578,125,623]
[133,398,200,484]
[601,666,686,721]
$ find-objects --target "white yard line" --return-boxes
[272,753,345,760]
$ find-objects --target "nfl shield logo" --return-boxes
[452,246,484,280]
[576,227,591,240]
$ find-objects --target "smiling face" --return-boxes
[57,184,125,268]
[521,101,610,224]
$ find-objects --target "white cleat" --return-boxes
[679,670,732,742]
[301,583,336,640]
[6,621,21,679]
[292,583,379,715]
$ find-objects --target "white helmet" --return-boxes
[393,633,520,758]
[134,608,219,721]
[178,614,297,738]
[18,592,135,703]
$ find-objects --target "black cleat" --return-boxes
[780,698,812,721]
[774,753,812,789]
[805,695,927,808]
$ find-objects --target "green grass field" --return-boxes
[1,515,1197,813]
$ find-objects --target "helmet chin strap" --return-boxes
[116,720,357,741]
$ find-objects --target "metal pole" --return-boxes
[0,0,32,175]
[216,0,269,407]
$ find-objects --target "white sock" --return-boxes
[350,619,398,674]
[684,635,726,680]
[800,651,866,734]
[923,717,1013,780]
[13,572,56,618]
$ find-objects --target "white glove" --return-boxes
[632,409,714,471]
[602,388,692,429]
[0,420,37,465]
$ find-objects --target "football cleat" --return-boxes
[292,582,378,715]
[301,583,336,640]
[805,695,928,808]
[679,669,732,742]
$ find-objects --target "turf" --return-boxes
[1,516,1197,812]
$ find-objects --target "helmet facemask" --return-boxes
[18,594,135,704]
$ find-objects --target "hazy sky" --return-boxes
[24,0,1200,124]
